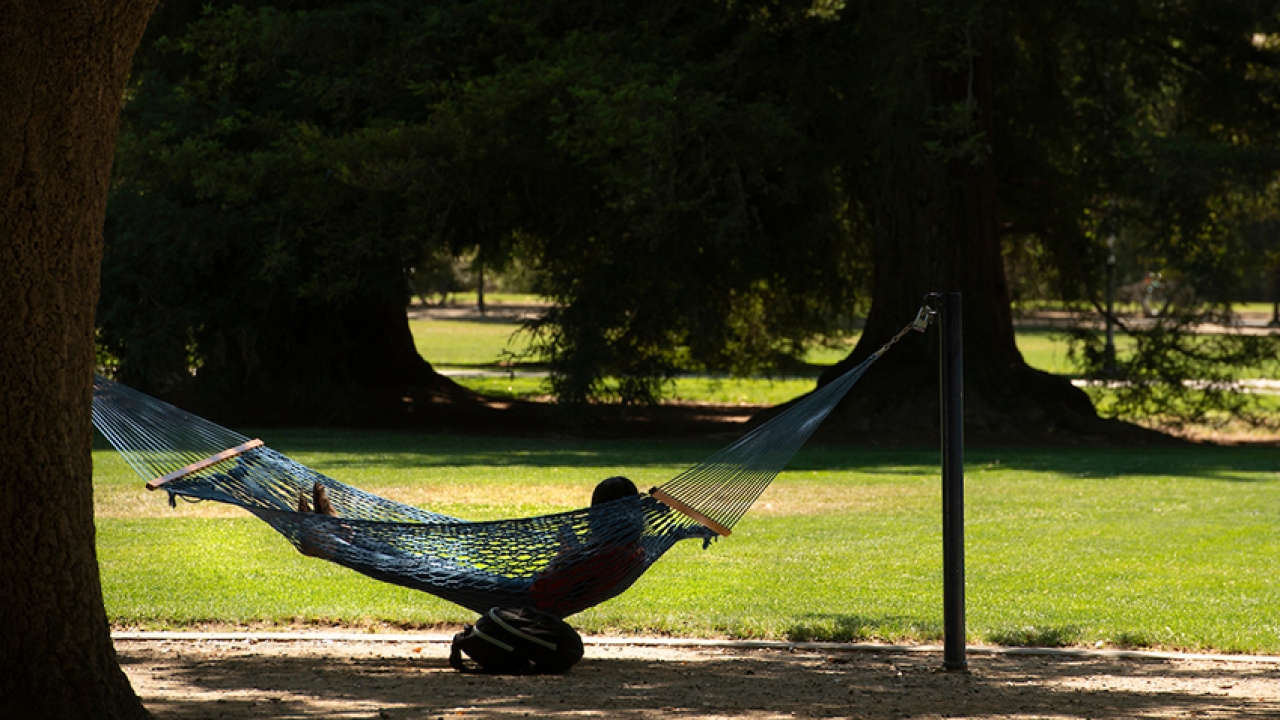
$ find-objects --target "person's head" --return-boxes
[589,476,643,541]
[592,476,639,506]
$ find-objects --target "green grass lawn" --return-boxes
[96,431,1280,653]
[94,311,1280,649]
[409,317,534,369]
[413,315,1278,408]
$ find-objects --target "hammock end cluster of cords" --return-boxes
[649,487,733,537]
[145,438,265,490]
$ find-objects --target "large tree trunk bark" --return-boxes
[0,2,156,718]
[817,42,1109,441]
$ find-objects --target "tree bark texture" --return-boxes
[0,2,156,718]
[818,42,1105,439]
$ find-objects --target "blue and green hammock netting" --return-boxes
[92,309,928,618]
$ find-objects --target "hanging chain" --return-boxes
[870,303,937,360]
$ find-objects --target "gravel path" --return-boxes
[115,633,1280,719]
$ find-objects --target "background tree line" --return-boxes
[101,0,1280,432]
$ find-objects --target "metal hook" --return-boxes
[912,305,936,333]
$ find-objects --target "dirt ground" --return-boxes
[115,634,1280,719]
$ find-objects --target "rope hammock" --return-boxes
[92,307,932,618]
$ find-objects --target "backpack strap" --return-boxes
[448,629,470,672]
[488,608,558,651]
[473,624,515,652]
[450,624,515,673]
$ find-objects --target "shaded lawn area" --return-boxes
[96,431,1280,654]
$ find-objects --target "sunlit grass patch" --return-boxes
[409,318,532,369]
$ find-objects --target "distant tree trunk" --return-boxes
[0,1,156,718]
[818,43,1104,439]
[184,295,480,424]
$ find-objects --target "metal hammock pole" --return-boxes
[936,291,967,672]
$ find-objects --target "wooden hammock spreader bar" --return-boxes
[649,487,732,537]
[146,439,265,490]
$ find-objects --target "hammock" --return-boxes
[92,309,930,618]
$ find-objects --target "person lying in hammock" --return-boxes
[294,476,651,615]
[528,476,650,617]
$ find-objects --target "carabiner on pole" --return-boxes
[912,304,937,333]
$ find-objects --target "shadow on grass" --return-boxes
[244,431,727,473]
[786,613,943,644]
[985,624,1084,648]
[96,423,1280,482]
[116,640,1280,720]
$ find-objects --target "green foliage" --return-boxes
[492,4,871,403]
[995,0,1280,302]
[104,2,466,398]
[986,1,1280,425]
[104,0,871,405]
[103,0,1280,419]
[1068,305,1280,429]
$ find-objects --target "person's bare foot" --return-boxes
[313,483,337,516]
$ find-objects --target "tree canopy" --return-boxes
[104,0,871,412]
[102,0,1280,428]
[990,0,1280,427]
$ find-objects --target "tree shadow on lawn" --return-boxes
[268,431,1280,486]
[787,613,943,645]
[249,428,732,474]
[116,639,1280,719]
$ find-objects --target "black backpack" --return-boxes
[449,606,585,674]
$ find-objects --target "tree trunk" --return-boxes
[817,41,1107,441]
[181,296,481,425]
[0,2,156,718]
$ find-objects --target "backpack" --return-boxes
[449,606,585,674]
